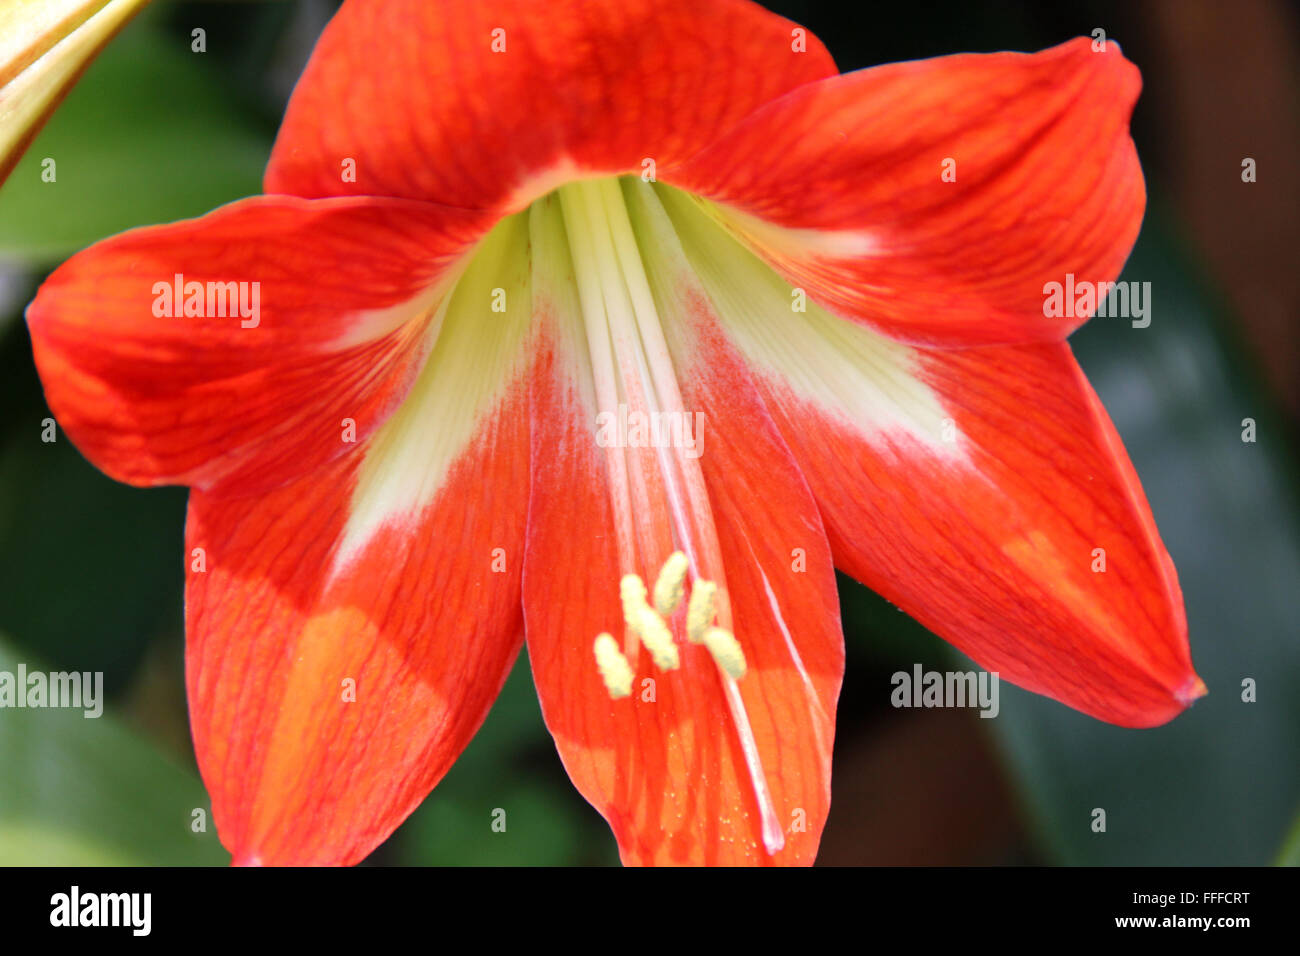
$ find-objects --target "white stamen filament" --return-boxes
[558,178,785,856]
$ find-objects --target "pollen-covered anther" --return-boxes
[653,550,689,616]
[686,579,717,643]
[593,633,633,699]
[634,606,680,671]
[620,572,680,671]
[704,627,747,680]
[619,574,648,628]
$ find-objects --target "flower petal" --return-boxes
[785,343,1199,726]
[656,179,1199,728]
[0,0,149,183]
[669,37,1145,347]
[187,216,533,864]
[521,182,842,865]
[264,0,835,211]
[27,194,489,494]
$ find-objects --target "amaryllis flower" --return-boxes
[26,0,1202,866]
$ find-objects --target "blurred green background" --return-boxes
[0,0,1296,865]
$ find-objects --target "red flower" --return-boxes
[26,0,1202,866]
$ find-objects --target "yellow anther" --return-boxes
[704,627,746,680]
[620,571,680,671]
[653,551,689,616]
[635,607,680,671]
[686,579,717,643]
[620,574,648,628]
[593,633,633,699]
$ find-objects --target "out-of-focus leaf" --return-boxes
[0,634,224,864]
[985,206,1300,865]
[0,7,269,263]
[0,322,186,688]
[388,655,619,866]
[397,780,594,867]
[1278,809,1300,866]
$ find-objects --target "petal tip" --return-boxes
[1175,674,1209,707]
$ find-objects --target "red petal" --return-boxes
[763,340,1199,727]
[670,37,1145,346]
[187,389,529,866]
[523,276,842,866]
[264,0,835,210]
[27,195,487,494]
[653,178,1195,725]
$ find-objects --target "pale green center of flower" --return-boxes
[544,177,783,854]
[550,181,746,671]
[341,174,950,857]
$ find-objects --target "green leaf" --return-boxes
[1276,801,1300,865]
[0,635,225,865]
[388,655,619,866]
[984,206,1300,865]
[0,324,187,687]
[0,9,270,264]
